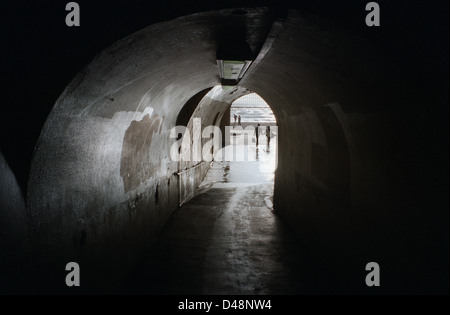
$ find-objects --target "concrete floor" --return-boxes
[124,135,331,294]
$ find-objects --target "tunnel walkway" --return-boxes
[124,139,330,294]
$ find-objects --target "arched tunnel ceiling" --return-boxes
[1,1,447,199]
[40,7,399,136]
[27,7,402,266]
[0,4,447,294]
[52,8,273,119]
[28,7,402,231]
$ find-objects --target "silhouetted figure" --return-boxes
[266,125,271,146]
[238,115,241,126]
[255,123,260,147]
[233,114,237,127]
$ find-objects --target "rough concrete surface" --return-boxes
[0,7,445,293]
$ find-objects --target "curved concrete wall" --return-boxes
[23,9,447,292]
[240,13,408,288]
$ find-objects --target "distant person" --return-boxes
[233,114,237,127]
[255,123,260,147]
[238,115,241,126]
[266,125,271,146]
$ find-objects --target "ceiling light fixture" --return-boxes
[216,41,253,86]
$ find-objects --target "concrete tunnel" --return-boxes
[0,6,448,294]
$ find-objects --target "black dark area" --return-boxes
[176,88,213,127]
[0,0,448,197]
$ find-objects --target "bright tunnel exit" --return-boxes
[218,92,278,179]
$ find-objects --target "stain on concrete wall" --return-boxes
[120,114,163,192]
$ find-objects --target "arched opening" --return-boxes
[173,86,280,204]
[230,93,277,127]
[221,92,278,186]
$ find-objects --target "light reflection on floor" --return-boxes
[124,125,333,294]
[210,127,278,186]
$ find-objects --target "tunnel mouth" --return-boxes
[175,86,278,164]
[224,91,278,175]
[173,85,279,207]
[229,92,277,126]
